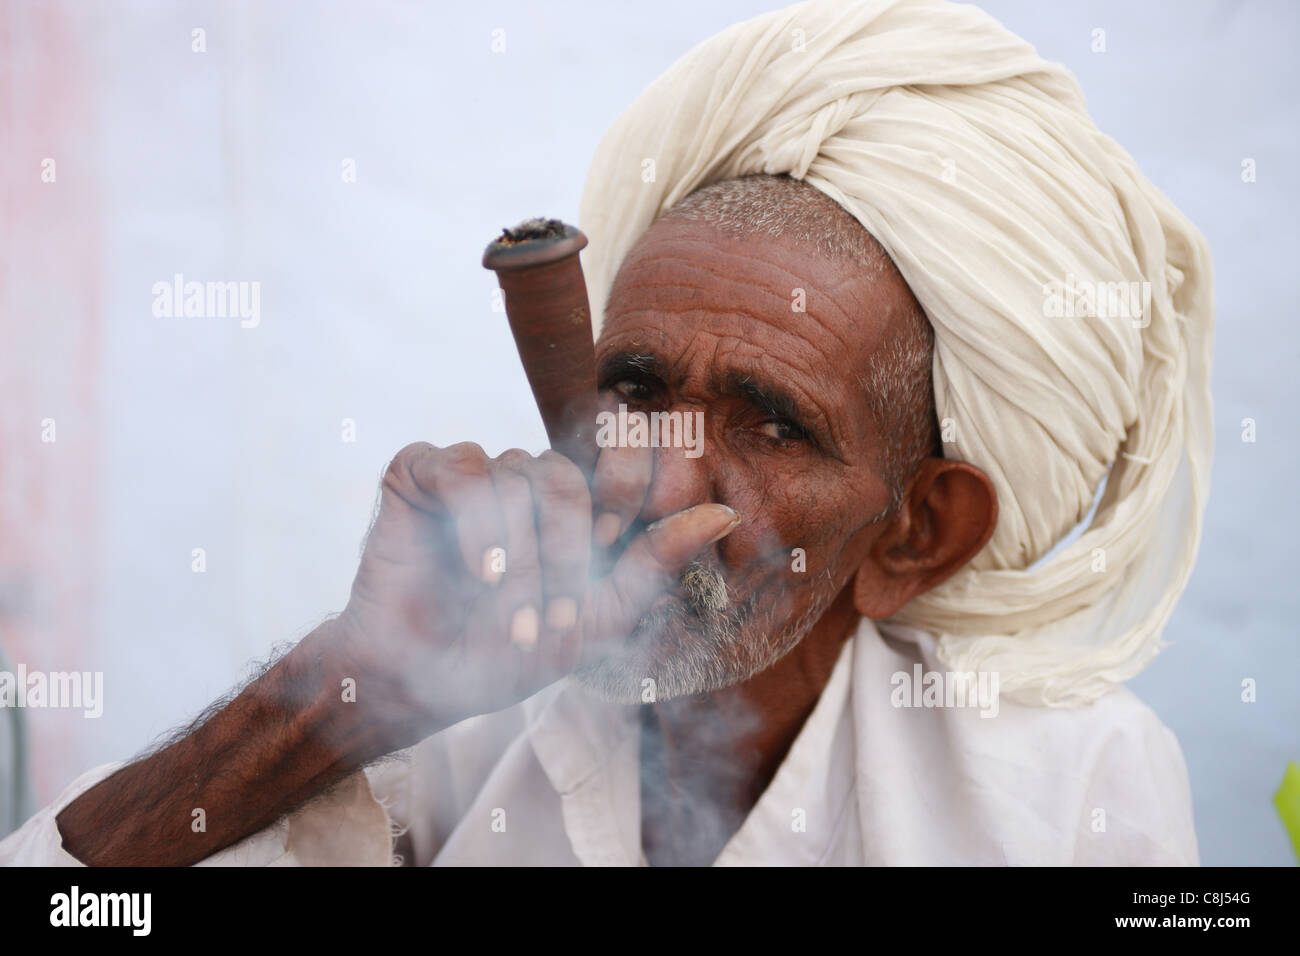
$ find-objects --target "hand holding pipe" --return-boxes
[482,218,600,475]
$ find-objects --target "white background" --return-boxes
[1,0,1295,864]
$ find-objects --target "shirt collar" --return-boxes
[524,623,864,866]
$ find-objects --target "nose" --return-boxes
[636,420,713,526]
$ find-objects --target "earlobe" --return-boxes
[849,498,917,619]
[851,558,908,619]
[850,458,997,620]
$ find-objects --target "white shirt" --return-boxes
[0,618,1199,866]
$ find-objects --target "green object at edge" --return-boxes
[1275,761,1300,863]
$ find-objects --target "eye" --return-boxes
[612,379,655,403]
[757,420,810,443]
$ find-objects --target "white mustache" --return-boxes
[678,561,729,615]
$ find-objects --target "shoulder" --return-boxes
[1053,685,1200,865]
[978,677,1200,865]
[864,621,1199,865]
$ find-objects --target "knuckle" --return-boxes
[496,447,533,469]
[506,542,542,576]
[441,441,488,472]
[386,441,432,474]
[382,456,407,490]
[540,521,589,573]
[534,451,587,501]
[382,442,432,493]
[398,440,437,458]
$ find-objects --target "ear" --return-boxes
[852,458,998,619]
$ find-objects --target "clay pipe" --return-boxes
[482,218,600,475]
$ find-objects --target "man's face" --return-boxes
[572,215,926,703]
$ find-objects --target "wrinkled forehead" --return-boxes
[599,215,917,371]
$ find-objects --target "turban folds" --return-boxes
[578,0,1213,706]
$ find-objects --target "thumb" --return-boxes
[579,503,741,657]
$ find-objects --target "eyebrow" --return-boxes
[596,351,660,389]
[723,371,834,453]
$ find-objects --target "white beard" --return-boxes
[571,563,835,703]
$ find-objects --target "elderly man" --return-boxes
[1,0,1209,866]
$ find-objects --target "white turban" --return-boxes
[578,0,1214,706]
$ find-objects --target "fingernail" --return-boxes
[708,509,742,543]
[510,605,538,651]
[482,547,504,585]
[594,512,622,547]
[545,597,578,632]
[646,504,738,536]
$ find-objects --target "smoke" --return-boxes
[595,558,842,864]
[571,558,835,705]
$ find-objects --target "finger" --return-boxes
[590,441,654,549]
[581,503,741,657]
[417,442,508,585]
[520,451,592,641]
[490,451,544,654]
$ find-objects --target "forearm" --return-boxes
[56,620,388,866]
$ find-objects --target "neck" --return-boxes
[639,585,860,865]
